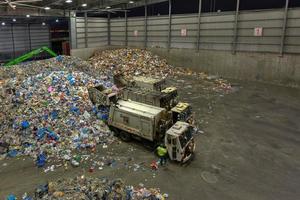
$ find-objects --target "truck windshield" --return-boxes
[179,127,193,148]
[179,107,192,121]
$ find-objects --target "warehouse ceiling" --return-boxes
[0,0,168,16]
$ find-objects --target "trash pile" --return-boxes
[89,49,232,92]
[7,176,168,200]
[0,48,231,168]
[89,49,184,79]
[0,56,91,81]
[0,68,115,166]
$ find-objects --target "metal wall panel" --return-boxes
[0,23,50,62]
[29,24,50,49]
[0,26,14,61]
[147,15,169,48]
[71,7,300,54]
[75,17,108,48]
[13,25,31,56]
[237,9,284,53]
[127,17,145,47]
[111,18,126,46]
[285,9,300,53]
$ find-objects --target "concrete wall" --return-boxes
[149,48,300,86]
[71,46,300,87]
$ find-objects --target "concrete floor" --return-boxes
[1,75,300,200]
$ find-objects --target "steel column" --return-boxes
[280,0,289,55]
[11,24,15,58]
[68,10,72,49]
[108,13,111,46]
[197,0,202,51]
[144,0,148,48]
[28,24,32,51]
[125,11,128,47]
[74,13,78,49]
[167,0,172,51]
[232,0,240,54]
[48,24,52,50]
[84,12,88,48]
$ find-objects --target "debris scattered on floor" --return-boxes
[7,176,168,200]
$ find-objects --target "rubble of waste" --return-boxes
[7,176,168,200]
[89,48,232,93]
[0,62,116,167]
[0,48,232,169]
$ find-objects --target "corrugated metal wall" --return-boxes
[0,24,50,62]
[75,17,108,49]
[72,7,300,54]
[111,18,126,46]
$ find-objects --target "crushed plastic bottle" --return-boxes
[36,153,47,168]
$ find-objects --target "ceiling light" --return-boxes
[26,14,30,18]
[44,7,51,10]
[42,22,46,26]
[55,19,59,23]
[12,18,16,22]
[129,1,134,3]
[82,3,87,7]
[106,6,111,9]
[1,22,5,26]
[65,0,72,3]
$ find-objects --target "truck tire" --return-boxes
[108,126,119,137]
[119,130,132,142]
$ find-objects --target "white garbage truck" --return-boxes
[108,100,195,163]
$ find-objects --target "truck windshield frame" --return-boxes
[179,126,193,148]
[181,106,192,121]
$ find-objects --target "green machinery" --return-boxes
[4,46,57,67]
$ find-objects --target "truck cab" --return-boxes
[171,102,194,124]
[165,121,195,163]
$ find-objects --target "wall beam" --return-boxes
[144,0,148,48]
[280,0,289,56]
[108,13,111,46]
[232,0,240,54]
[197,0,202,51]
[125,11,128,47]
[84,12,88,48]
[167,0,172,51]
[28,24,32,51]
[11,24,15,58]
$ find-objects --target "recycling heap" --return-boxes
[89,48,232,91]
[0,48,231,167]
[0,56,115,166]
[89,49,185,79]
[30,176,167,200]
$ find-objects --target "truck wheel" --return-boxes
[109,126,119,136]
[119,131,131,142]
